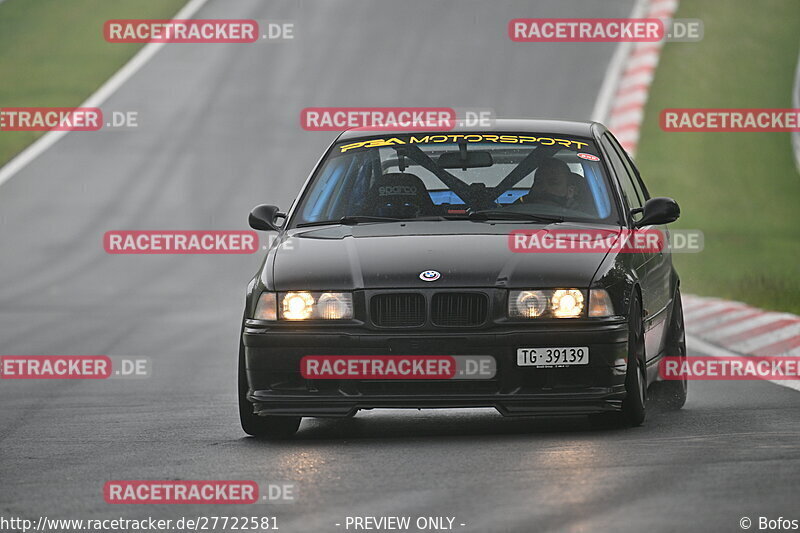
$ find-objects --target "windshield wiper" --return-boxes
[296,215,405,228]
[296,215,452,228]
[466,209,564,223]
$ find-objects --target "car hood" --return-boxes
[268,221,622,290]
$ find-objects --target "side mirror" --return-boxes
[249,204,284,231]
[634,197,680,227]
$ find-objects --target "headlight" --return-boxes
[282,292,315,320]
[509,290,549,318]
[279,291,353,320]
[508,289,586,319]
[551,289,584,318]
[317,293,353,320]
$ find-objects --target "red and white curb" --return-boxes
[592,0,680,156]
[684,294,800,391]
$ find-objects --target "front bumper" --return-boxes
[242,319,629,417]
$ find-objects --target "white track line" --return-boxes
[0,0,211,189]
[601,0,680,155]
[687,334,800,393]
[590,0,650,123]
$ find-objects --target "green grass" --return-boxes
[0,0,188,164]
[636,0,800,314]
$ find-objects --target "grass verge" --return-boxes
[636,0,800,313]
[0,0,188,164]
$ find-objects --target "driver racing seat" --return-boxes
[361,172,436,218]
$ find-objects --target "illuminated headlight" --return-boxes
[551,289,584,318]
[282,292,315,320]
[508,289,586,319]
[279,292,353,320]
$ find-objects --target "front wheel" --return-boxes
[238,337,301,439]
[649,289,688,409]
[620,296,647,426]
[590,295,646,428]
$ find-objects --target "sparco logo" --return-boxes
[379,185,417,196]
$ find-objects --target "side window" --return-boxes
[605,132,649,203]
[601,133,643,220]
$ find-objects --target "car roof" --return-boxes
[336,118,599,141]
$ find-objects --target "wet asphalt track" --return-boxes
[0,1,798,531]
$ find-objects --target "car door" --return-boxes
[626,149,674,361]
[604,133,673,362]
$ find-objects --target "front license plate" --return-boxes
[517,347,589,367]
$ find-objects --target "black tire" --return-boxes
[591,295,647,428]
[238,337,301,439]
[620,296,647,426]
[649,289,688,410]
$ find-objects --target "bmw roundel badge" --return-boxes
[419,270,441,282]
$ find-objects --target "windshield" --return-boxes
[291,132,620,227]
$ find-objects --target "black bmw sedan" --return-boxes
[239,119,687,438]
